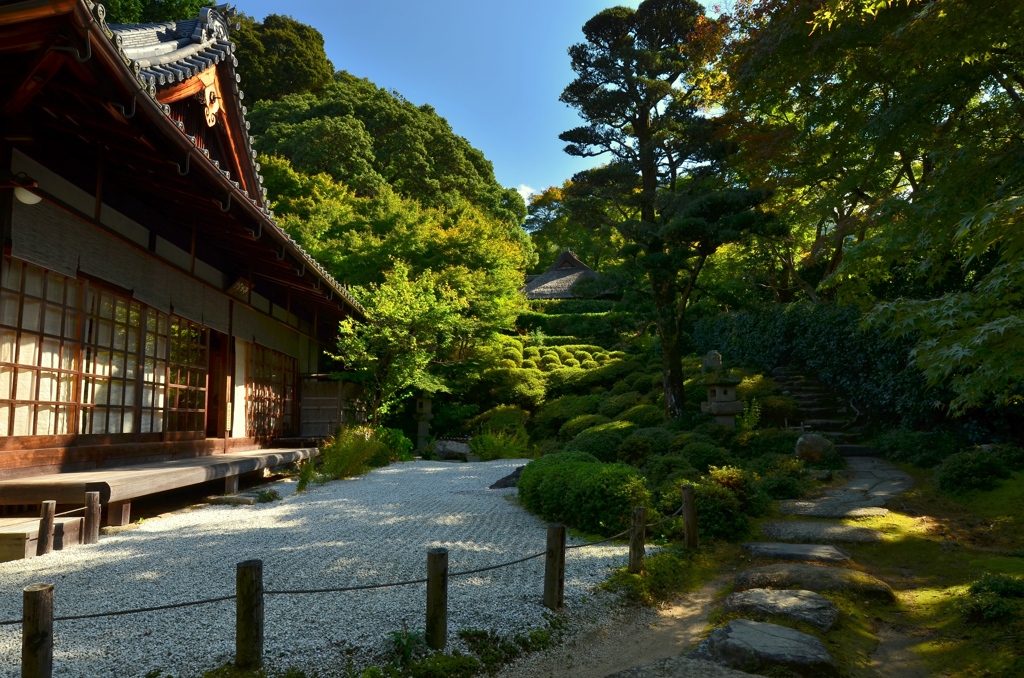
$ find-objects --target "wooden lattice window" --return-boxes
[139,310,168,433]
[166,316,208,432]
[79,289,142,435]
[246,344,296,438]
[0,260,83,436]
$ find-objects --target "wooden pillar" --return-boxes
[83,492,100,545]
[682,484,699,550]
[224,475,239,495]
[543,523,566,611]
[628,507,646,575]
[235,560,263,670]
[425,548,448,651]
[22,582,53,678]
[36,501,55,557]
[103,501,131,527]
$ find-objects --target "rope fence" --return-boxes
[5,484,700,677]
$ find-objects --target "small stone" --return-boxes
[736,563,895,601]
[689,619,837,676]
[723,588,840,631]
[761,521,882,543]
[743,542,851,564]
[206,494,256,506]
[795,434,834,463]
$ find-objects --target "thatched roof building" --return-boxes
[523,250,599,300]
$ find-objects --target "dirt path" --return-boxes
[498,576,729,678]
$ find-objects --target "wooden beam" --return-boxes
[1,48,65,117]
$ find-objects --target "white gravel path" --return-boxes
[0,460,629,677]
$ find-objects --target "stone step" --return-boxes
[743,542,852,563]
[723,588,840,631]
[802,418,850,428]
[736,563,895,600]
[761,521,883,543]
[687,619,838,677]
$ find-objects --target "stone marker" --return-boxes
[688,619,837,676]
[742,542,852,564]
[702,350,723,373]
[795,434,834,463]
[723,588,840,631]
[761,521,883,543]
[736,563,895,601]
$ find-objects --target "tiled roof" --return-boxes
[523,249,600,300]
[91,2,363,316]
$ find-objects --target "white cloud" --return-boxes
[517,184,537,202]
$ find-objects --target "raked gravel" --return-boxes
[0,460,630,678]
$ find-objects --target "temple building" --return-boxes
[523,249,601,300]
[0,1,361,541]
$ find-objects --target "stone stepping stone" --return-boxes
[761,521,883,543]
[687,619,837,676]
[736,563,895,601]
[780,500,889,519]
[723,588,840,631]
[605,656,758,677]
[743,542,851,564]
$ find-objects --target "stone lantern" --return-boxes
[414,397,433,454]
[700,363,743,428]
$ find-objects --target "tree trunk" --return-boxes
[659,322,687,420]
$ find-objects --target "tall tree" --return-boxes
[561,0,775,418]
[232,15,335,103]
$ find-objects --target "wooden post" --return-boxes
[543,523,566,611]
[83,492,100,545]
[628,507,646,574]
[36,502,55,557]
[103,501,131,527]
[425,548,448,651]
[22,582,53,678]
[681,484,699,550]
[224,475,239,495]
[235,560,263,670]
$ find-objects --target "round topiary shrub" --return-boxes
[523,346,541,359]
[616,427,675,465]
[757,473,804,500]
[574,351,593,363]
[580,359,600,370]
[682,441,732,473]
[564,431,625,463]
[501,348,523,367]
[645,454,698,489]
[563,358,581,368]
[559,413,611,439]
[599,391,642,417]
[693,481,748,540]
[610,380,633,395]
[539,354,562,371]
[615,404,665,428]
[708,465,769,516]
[499,358,518,369]
[521,359,538,369]
[935,449,1010,494]
[594,352,610,362]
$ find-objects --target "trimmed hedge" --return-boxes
[518,453,651,535]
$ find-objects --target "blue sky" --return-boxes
[234,0,712,201]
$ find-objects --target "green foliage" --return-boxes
[531,394,603,437]
[615,404,665,428]
[105,0,209,24]
[299,427,391,490]
[737,399,761,431]
[256,489,281,503]
[616,427,675,465]
[603,546,719,606]
[598,391,642,418]
[404,652,480,678]
[708,465,769,517]
[957,593,1016,622]
[377,427,415,461]
[530,299,617,314]
[875,429,964,468]
[935,450,1011,495]
[481,369,546,409]
[995,446,1024,472]
[558,414,611,440]
[233,15,334,103]
[756,473,804,500]
[564,420,638,462]
[645,454,698,490]
[518,454,650,535]
[467,406,530,434]
[970,574,1024,599]
[692,481,748,541]
[731,429,799,460]
[469,427,533,461]
[335,262,465,423]
[682,442,731,474]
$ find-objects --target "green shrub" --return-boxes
[957,592,1016,621]
[599,391,642,418]
[523,346,541,360]
[405,652,481,678]
[610,380,633,395]
[482,368,546,409]
[518,456,650,535]
[758,395,798,427]
[574,351,594,362]
[708,465,769,516]
[499,358,519,369]
[564,431,625,462]
[693,481,748,540]
[875,429,964,468]
[731,429,799,459]
[682,442,732,473]
[308,427,390,486]
[559,414,611,439]
[468,405,531,433]
[757,473,804,500]
[616,427,675,465]
[563,358,581,368]
[532,394,603,436]
[615,404,665,428]
[377,427,415,461]
[748,453,806,479]
[539,354,562,370]
[645,454,698,489]
[594,352,610,362]
[521,359,538,369]
[993,445,1024,471]
[970,573,1024,598]
[470,427,534,461]
[691,422,735,446]
[736,374,779,400]
[935,449,1010,494]
[257,489,281,503]
[580,359,600,370]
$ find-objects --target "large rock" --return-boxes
[795,434,834,463]
[489,466,524,489]
[723,588,840,631]
[433,438,472,461]
[606,656,757,677]
[688,619,837,676]
[742,542,851,564]
[761,521,882,543]
[736,563,895,601]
